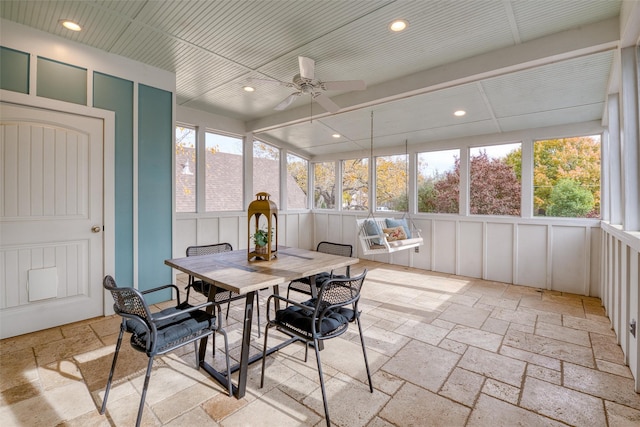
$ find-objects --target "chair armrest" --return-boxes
[141,284,182,306]
[141,284,180,295]
[152,301,221,322]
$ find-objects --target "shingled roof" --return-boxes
[176,148,307,212]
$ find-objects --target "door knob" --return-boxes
[91,225,102,233]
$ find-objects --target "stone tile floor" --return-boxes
[1,260,639,426]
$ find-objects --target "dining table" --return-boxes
[164,245,359,398]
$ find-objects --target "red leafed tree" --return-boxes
[424,151,521,215]
[470,151,521,215]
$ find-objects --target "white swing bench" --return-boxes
[356,217,423,256]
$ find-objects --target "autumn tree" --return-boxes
[314,162,335,208]
[286,154,308,196]
[470,151,521,215]
[533,136,600,217]
[342,158,369,210]
[376,155,408,210]
[417,152,521,215]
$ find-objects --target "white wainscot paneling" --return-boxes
[326,214,344,244]
[486,223,514,283]
[198,217,220,246]
[175,218,197,257]
[433,220,456,274]
[459,222,483,279]
[219,216,241,249]
[412,218,432,270]
[314,213,329,243]
[285,214,300,248]
[298,213,314,250]
[341,216,358,247]
[551,225,587,294]
[517,224,547,288]
[589,228,602,297]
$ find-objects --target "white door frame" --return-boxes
[1,89,116,317]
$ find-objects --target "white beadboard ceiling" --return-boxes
[0,0,631,158]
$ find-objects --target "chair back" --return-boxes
[103,275,152,323]
[186,242,233,257]
[317,241,352,276]
[318,269,366,310]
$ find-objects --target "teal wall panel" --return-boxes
[0,46,29,93]
[93,72,134,287]
[138,84,173,303]
[37,57,86,105]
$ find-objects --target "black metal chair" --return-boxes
[286,241,353,299]
[260,270,372,427]
[100,275,231,427]
[184,243,261,334]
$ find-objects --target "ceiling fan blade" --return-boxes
[274,93,300,111]
[298,56,315,80]
[322,79,366,91]
[313,93,340,113]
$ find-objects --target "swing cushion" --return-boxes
[363,219,384,245]
[383,226,407,241]
[385,218,411,238]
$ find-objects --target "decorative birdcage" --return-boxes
[247,192,278,260]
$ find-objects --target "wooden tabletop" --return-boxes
[165,246,359,294]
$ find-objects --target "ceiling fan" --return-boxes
[252,56,366,113]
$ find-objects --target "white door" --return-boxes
[0,102,104,338]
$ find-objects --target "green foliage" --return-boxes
[546,179,594,217]
[534,136,600,217]
[252,228,271,247]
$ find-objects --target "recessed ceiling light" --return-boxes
[454,110,466,117]
[389,19,408,32]
[60,20,82,31]
[243,86,255,92]
[332,133,341,138]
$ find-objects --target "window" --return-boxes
[314,162,335,209]
[376,154,407,211]
[253,140,280,204]
[342,158,369,210]
[469,143,521,216]
[286,153,308,209]
[205,132,243,211]
[175,126,196,213]
[533,135,600,218]
[417,149,459,213]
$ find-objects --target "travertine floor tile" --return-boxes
[223,387,322,426]
[437,303,491,328]
[521,376,606,426]
[446,325,504,352]
[381,340,459,392]
[467,393,566,427]
[458,346,526,387]
[439,367,484,406]
[563,363,640,410]
[303,373,390,427]
[379,382,470,426]
[503,329,595,368]
[1,261,637,427]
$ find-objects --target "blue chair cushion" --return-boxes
[275,300,352,335]
[385,218,411,238]
[126,306,213,353]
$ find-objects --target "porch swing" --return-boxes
[357,112,423,256]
